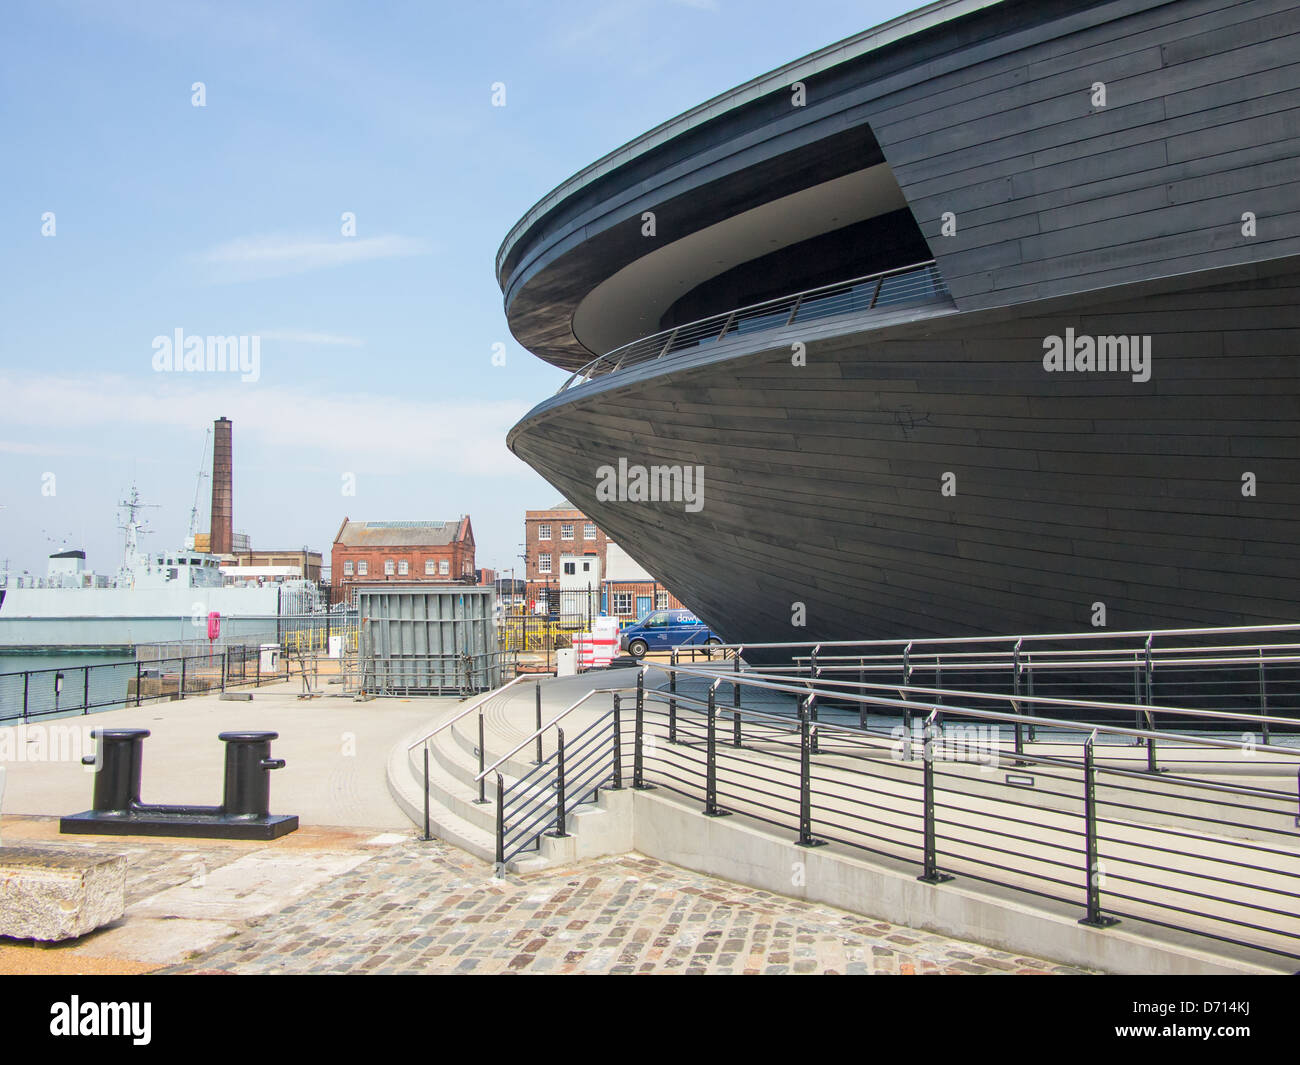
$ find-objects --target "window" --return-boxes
[584,522,597,540]
[357,560,368,576]
[614,592,633,615]
[561,523,574,540]
[656,592,669,609]
[563,561,576,576]
[344,561,354,576]
[538,553,551,574]
[538,523,551,540]
[398,560,409,575]
[384,559,395,575]
[439,559,449,575]
[425,559,436,575]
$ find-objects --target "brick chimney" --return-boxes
[209,417,233,554]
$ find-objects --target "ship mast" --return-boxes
[117,485,159,584]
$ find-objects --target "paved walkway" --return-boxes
[0,680,440,828]
[0,816,1091,975]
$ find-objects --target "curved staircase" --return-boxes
[385,673,636,872]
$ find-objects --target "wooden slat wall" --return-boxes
[511,261,1300,642]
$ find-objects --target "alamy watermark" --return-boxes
[0,723,100,769]
[595,457,704,513]
[1042,328,1151,383]
[151,329,260,382]
[890,721,1001,771]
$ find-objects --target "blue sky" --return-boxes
[0,0,915,576]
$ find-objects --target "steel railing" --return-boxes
[672,624,1300,744]
[558,259,950,392]
[461,630,1300,965]
[0,646,292,723]
[638,665,1300,963]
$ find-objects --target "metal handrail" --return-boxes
[649,682,1297,763]
[804,652,1300,673]
[694,621,1300,656]
[404,674,535,752]
[660,661,1300,750]
[475,679,645,782]
[557,259,948,393]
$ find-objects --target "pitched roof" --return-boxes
[334,519,470,548]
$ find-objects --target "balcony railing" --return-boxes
[558,258,950,393]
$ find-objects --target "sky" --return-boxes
[0,0,916,577]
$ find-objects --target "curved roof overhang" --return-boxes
[496,0,1013,371]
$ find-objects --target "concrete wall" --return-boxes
[622,787,1280,974]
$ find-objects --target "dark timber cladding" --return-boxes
[501,0,1300,644]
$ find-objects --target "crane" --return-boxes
[188,427,211,542]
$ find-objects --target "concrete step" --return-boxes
[385,723,550,873]
[387,713,633,873]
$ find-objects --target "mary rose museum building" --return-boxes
[499,0,1300,646]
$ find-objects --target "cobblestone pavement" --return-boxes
[162,838,1094,975]
[1,818,1093,974]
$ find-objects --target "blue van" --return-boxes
[618,610,722,658]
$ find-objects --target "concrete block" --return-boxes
[219,692,253,701]
[0,846,126,941]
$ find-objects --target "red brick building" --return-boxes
[522,502,685,619]
[331,517,475,604]
[523,503,608,604]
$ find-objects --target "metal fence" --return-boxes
[136,611,360,662]
[0,646,291,723]
[467,623,1300,967]
[558,259,949,392]
[702,624,1300,743]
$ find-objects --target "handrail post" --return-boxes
[796,697,825,847]
[611,694,624,789]
[83,667,89,714]
[221,648,228,693]
[23,671,29,721]
[808,686,820,755]
[1012,639,1024,758]
[902,641,913,737]
[494,773,505,869]
[421,745,431,841]
[475,713,487,804]
[634,678,650,790]
[858,656,866,728]
[1080,732,1119,928]
[1144,634,1158,772]
[668,651,678,743]
[534,681,543,764]
[1024,653,1036,742]
[549,727,569,837]
[657,327,679,360]
[919,712,953,884]
[732,651,742,748]
[703,685,729,817]
[1258,648,1270,745]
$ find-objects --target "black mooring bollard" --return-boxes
[218,731,286,820]
[82,728,151,816]
[62,729,298,840]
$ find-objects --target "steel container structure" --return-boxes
[355,584,499,695]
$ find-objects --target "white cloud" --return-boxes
[197,233,429,282]
[0,374,531,478]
